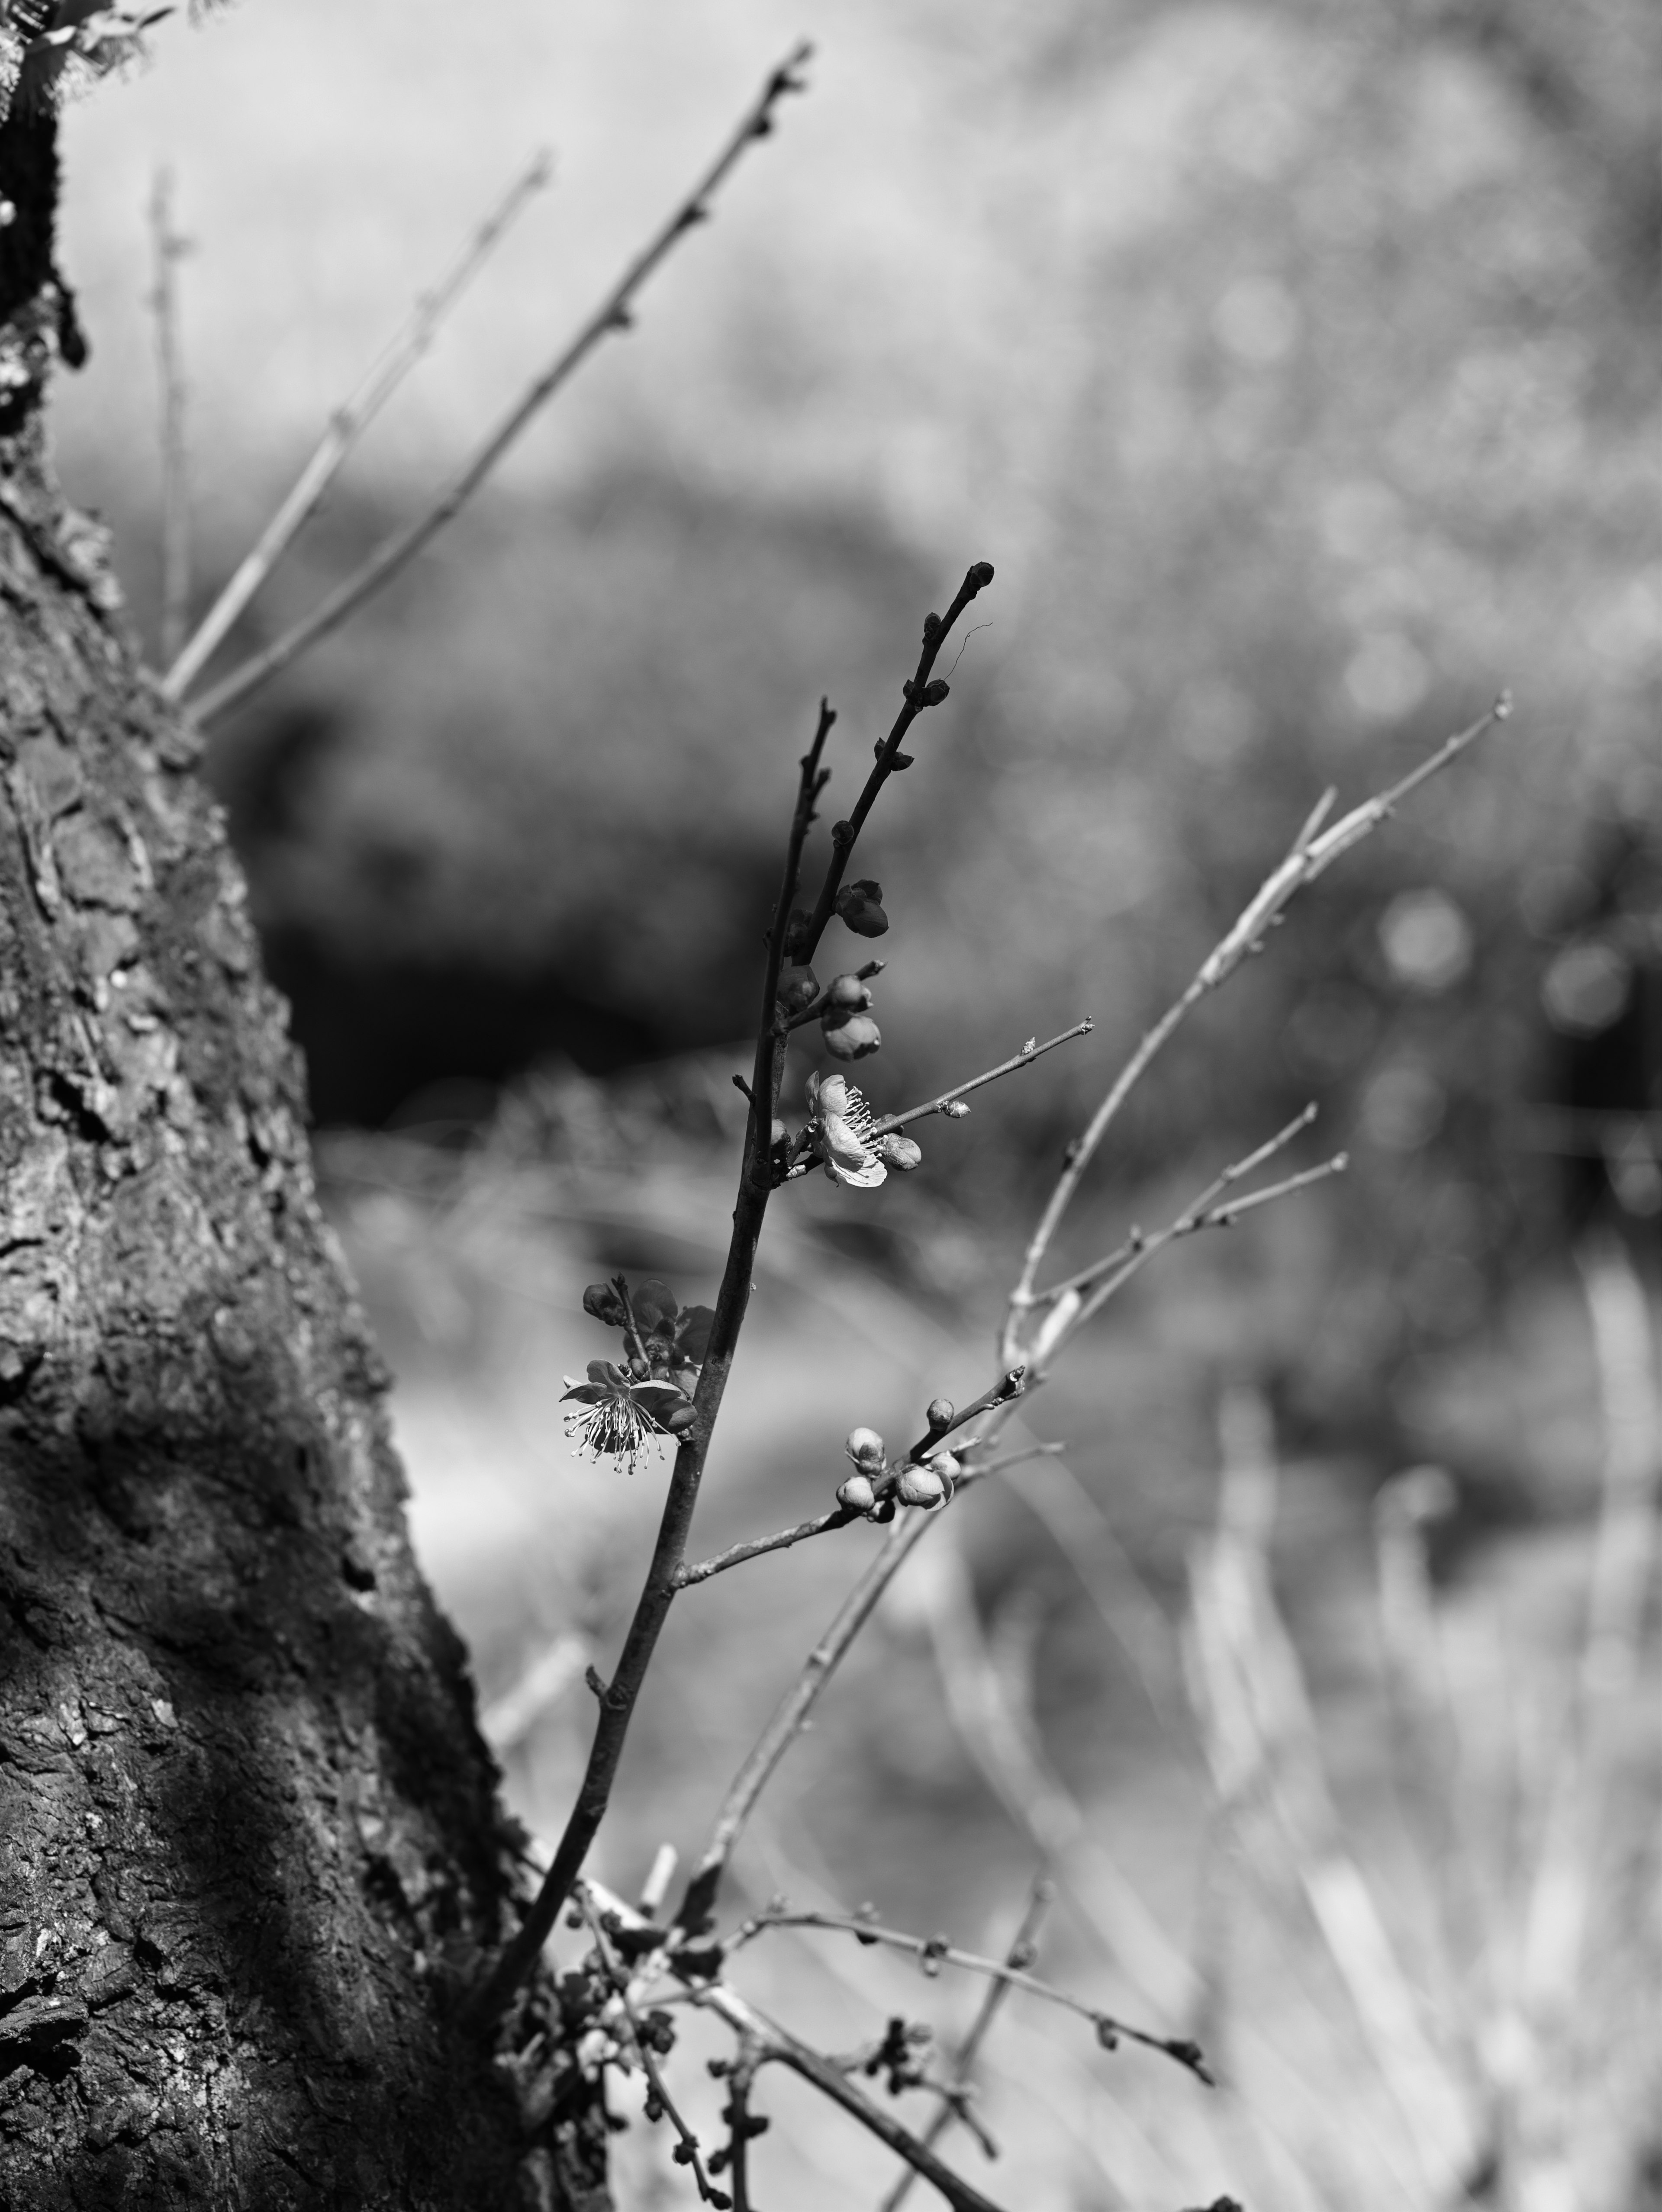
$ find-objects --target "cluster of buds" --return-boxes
[820,969,881,1061]
[560,1277,715,1472]
[834,1409,961,1518]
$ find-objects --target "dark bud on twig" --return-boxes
[776,963,819,1011]
[831,820,854,845]
[836,880,889,937]
[922,611,942,640]
[921,678,949,707]
[967,559,995,590]
[822,1009,881,1060]
[583,1283,628,1326]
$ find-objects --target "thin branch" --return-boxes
[191,45,813,727]
[693,1983,1014,2212]
[463,691,835,2026]
[1032,1104,1322,1312]
[147,168,191,669]
[879,1878,1055,2212]
[864,1020,1095,1139]
[1001,696,1509,1365]
[675,1367,1033,1588]
[577,1887,726,2206]
[676,1509,937,1935]
[730,1909,1212,2083]
[162,145,552,698]
[677,1504,857,1588]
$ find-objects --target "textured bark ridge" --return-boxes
[0,116,552,2212]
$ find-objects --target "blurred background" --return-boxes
[55,0,1660,2202]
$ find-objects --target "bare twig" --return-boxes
[865,1021,1096,1139]
[192,46,813,726]
[693,1982,1014,2212]
[728,1907,1211,2083]
[1001,696,1509,1366]
[879,1877,1055,2212]
[147,168,191,669]
[577,1886,725,2205]
[677,1504,858,1588]
[676,1509,934,1935]
[163,145,552,697]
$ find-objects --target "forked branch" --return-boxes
[192,45,814,726]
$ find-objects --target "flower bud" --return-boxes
[876,1134,922,1171]
[836,881,889,938]
[826,974,872,1012]
[927,1451,961,1487]
[943,1099,970,1119]
[836,1473,876,1514]
[895,1463,946,1510]
[968,559,995,589]
[664,1401,699,1433]
[921,678,949,707]
[845,1427,885,1466]
[823,1010,882,1061]
[776,964,818,1012]
[583,1283,627,1326]
[925,1397,954,1432]
[770,1118,788,1147]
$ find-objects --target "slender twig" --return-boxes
[191,46,813,727]
[1001,696,1509,1366]
[675,1370,1033,1588]
[865,1021,1095,1139]
[677,1504,857,1588]
[676,1510,936,1935]
[162,145,552,698]
[1031,1104,1324,1315]
[729,1910,1211,2083]
[879,1878,1054,2212]
[718,2037,765,2212]
[577,1887,725,2205]
[148,168,191,669]
[693,1983,1013,2212]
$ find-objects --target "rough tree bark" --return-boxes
[0,105,580,2211]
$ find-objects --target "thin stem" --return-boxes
[677,1510,936,1935]
[1031,1104,1321,1312]
[163,145,552,697]
[678,1505,858,1588]
[192,45,813,727]
[795,563,997,965]
[1001,696,1509,1366]
[864,1021,1095,1139]
[730,1910,1212,2083]
[879,1878,1054,2212]
[577,1887,725,2205]
[694,1984,1013,2212]
[463,697,833,2026]
[148,168,191,669]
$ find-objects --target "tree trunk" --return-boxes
[0,106,591,2210]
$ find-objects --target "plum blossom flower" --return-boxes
[561,1360,696,1473]
[806,1071,886,1188]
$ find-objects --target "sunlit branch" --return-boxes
[164,145,551,697]
[1001,696,1509,1366]
[192,46,813,726]
[729,1908,1212,2083]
